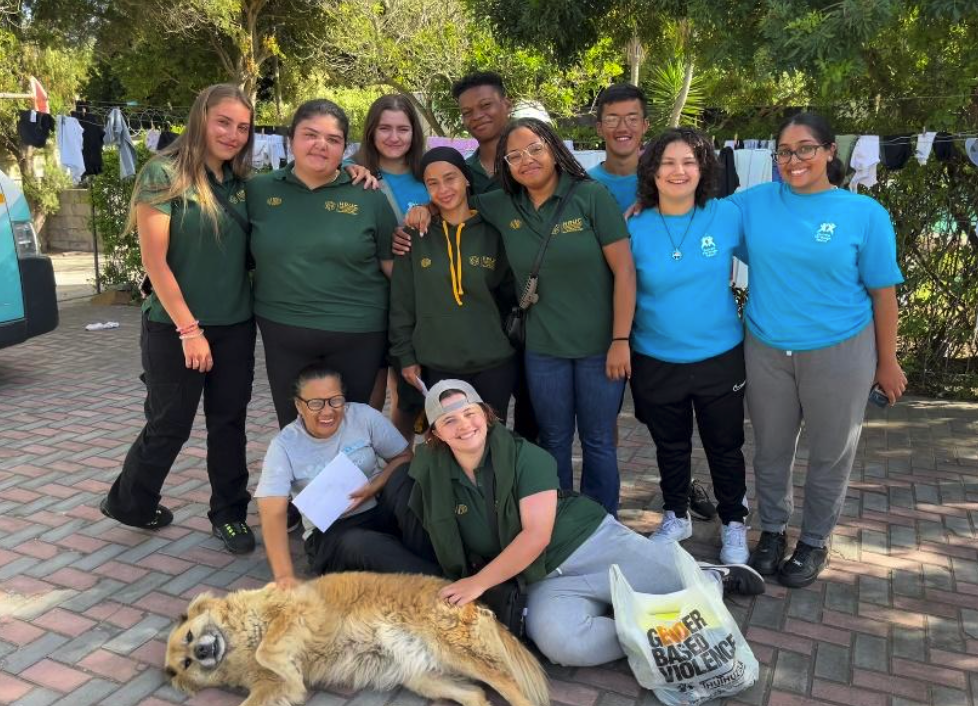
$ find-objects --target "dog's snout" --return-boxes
[194,642,213,660]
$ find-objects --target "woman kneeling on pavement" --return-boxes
[254,364,440,589]
[408,379,765,667]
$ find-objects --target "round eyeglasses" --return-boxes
[297,395,346,411]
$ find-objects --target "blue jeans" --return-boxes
[524,351,625,515]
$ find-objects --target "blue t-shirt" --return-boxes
[629,199,745,363]
[380,170,429,221]
[588,163,638,214]
[728,182,903,351]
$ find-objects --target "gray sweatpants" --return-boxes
[745,324,877,548]
[524,515,721,666]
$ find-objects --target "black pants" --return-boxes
[106,316,256,526]
[305,463,441,576]
[630,344,748,524]
[512,355,539,441]
[257,316,387,429]
[423,356,518,424]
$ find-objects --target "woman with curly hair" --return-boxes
[628,127,750,562]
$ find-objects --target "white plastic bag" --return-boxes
[610,544,758,705]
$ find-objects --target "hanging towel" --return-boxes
[103,108,138,179]
[834,134,858,173]
[933,132,957,162]
[915,132,937,165]
[269,134,287,169]
[849,135,880,192]
[146,128,160,152]
[733,148,773,191]
[56,115,86,184]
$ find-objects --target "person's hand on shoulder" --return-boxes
[345,164,380,190]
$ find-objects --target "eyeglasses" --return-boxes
[503,142,548,166]
[774,143,830,164]
[599,115,645,129]
[297,395,346,411]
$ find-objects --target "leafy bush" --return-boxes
[90,144,153,296]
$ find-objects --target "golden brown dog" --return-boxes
[164,572,549,706]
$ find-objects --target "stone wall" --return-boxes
[41,188,101,252]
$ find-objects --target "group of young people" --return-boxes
[98,72,905,666]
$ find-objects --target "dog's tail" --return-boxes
[480,613,549,706]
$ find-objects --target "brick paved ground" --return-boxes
[0,303,976,706]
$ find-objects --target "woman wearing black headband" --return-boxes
[388,147,518,421]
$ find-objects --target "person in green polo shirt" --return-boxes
[389,146,517,420]
[247,99,397,429]
[409,380,764,666]
[452,71,511,196]
[101,84,257,554]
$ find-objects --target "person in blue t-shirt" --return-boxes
[729,112,906,589]
[354,94,430,443]
[628,127,750,565]
[588,83,647,213]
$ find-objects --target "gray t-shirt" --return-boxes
[255,403,409,538]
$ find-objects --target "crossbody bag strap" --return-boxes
[517,180,580,309]
[378,179,406,224]
[211,185,252,237]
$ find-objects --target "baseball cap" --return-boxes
[966,138,978,168]
[424,379,484,426]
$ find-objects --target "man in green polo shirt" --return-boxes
[452,71,512,195]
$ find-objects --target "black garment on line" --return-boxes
[880,135,912,170]
[156,130,179,151]
[933,132,958,162]
[18,110,55,147]
[71,111,106,177]
[717,146,740,198]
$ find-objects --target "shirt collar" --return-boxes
[516,170,573,212]
[275,163,352,189]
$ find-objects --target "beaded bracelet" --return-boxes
[179,329,205,341]
[176,320,200,335]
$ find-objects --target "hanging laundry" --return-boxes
[717,146,739,197]
[834,134,858,173]
[849,135,880,192]
[915,132,937,164]
[156,130,179,151]
[29,77,49,114]
[965,138,978,169]
[733,148,773,191]
[56,115,86,184]
[18,110,55,147]
[743,139,759,149]
[252,133,273,170]
[145,128,161,152]
[880,135,912,170]
[932,132,957,162]
[71,110,105,177]
[268,134,287,169]
[103,108,138,179]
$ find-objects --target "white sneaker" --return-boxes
[720,521,750,564]
[650,511,692,543]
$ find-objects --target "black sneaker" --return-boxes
[749,530,787,576]
[688,480,717,520]
[778,541,829,588]
[213,521,256,554]
[698,561,766,596]
[286,502,302,533]
[100,498,173,530]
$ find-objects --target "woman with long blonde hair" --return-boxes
[101,83,259,555]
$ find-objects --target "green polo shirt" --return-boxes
[465,149,502,195]
[452,445,606,574]
[247,166,397,332]
[475,173,629,358]
[137,158,252,326]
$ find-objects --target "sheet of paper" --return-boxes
[291,452,368,532]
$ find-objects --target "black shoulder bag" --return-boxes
[503,181,580,347]
[474,462,529,639]
[139,187,253,298]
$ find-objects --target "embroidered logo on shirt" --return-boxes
[325,200,336,211]
[421,257,432,268]
[455,503,468,516]
[229,189,247,204]
[267,197,282,206]
[815,222,836,243]
[700,235,718,258]
[466,255,497,269]
[509,219,522,230]
[559,217,584,234]
[337,201,359,216]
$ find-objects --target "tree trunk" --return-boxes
[668,59,695,127]
[626,35,644,86]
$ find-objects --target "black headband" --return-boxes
[420,146,473,185]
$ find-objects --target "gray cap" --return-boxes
[424,379,484,426]
[966,138,978,168]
